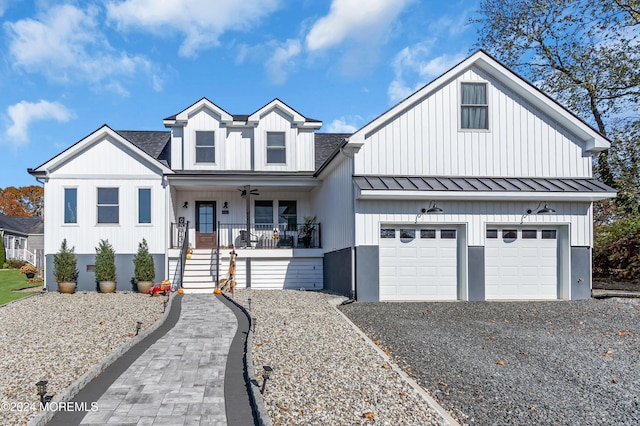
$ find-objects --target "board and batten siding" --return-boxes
[253,109,315,172]
[354,66,593,178]
[43,136,167,255]
[226,128,253,170]
[44,177,167,255]
[312,154,355,252]
[181,108,228,171]
[355,200,592,247]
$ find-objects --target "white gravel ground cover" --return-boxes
[232,289,450,426]
[0,292,164,426]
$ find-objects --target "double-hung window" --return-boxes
[64,188,77,224]
[97,188,119,224]
[266,132,286,164]
[278,200,297,231]
[195,131,215,163]
[461,82,489,130]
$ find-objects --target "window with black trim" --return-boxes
[195,131,215,163]
[267,132,286,164]
[461,82,488,129]
[97,188,119,224]
[278,200,297,231]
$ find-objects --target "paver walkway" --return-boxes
[80,294,237,426]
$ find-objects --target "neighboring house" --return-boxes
[0,213,44,269]
[29,50,615,300]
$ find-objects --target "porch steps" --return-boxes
[181,249,218,291]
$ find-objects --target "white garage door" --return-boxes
[485,228,558,300]
[379,226,458,301]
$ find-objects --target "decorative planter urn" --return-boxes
[137,281,153,294]
[99,281,117,293]
[25,272,35,279]
[58,281,76,294]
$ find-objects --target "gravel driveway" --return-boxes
[340,298,640,425]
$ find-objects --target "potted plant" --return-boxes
[53,239,78,293]
[133,238,155,294]
[19,264,39,279]
[95,239,117,293]
[298,216,317,248]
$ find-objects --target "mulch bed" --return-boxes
[592,277,640,292]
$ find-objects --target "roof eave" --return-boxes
[356,190,616,202]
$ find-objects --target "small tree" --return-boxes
[95,239,116,282]
[133,238,155,282]
[53,239,78,282]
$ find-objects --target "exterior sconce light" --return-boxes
[522,201,556,223]
[261,365,273,394]
[426,201,444,214]
[223,201,229,209]
[136,321,143,336]
[183,202,188,209]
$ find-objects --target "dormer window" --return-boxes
[195,131,215,163]
[461,82,489,130]
[266,132,286,164]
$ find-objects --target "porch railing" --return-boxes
[217,222,321,249]
[5,247,39,266]
[171,221,190,290]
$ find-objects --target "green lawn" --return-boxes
[0,270,42,306]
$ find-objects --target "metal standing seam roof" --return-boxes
[353,176,616,193]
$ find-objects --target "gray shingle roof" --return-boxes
[116,130,170,160]
[314,133,350,169]
[353,176,616,193]
[0,214,44,235]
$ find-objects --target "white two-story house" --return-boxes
[30,50,615,300]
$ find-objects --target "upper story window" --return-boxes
[461,82,489,130]
[138,188,151,224]
[64,188,77,224]
[97,188,119,224]
[195,131,215,163]
[266,132,286,164]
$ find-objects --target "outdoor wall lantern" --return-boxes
[426,201,444,214]
[182,201,189,209]
[223,201,229,209]
[136,321,143,336]
[261,365,273,394]
[536,202,556,215]
[521,201,556,223]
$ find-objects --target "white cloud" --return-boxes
[5,100,74,147]
[0,0,8,17]
[4,4,159,93]
[265,39,301,84]
[326,117,359,133]
[106,0,281,57]
[306,0,413,51]
[388,41,467,103]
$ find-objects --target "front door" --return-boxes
[196,201,216,249]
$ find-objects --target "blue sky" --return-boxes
[0,0,480,188]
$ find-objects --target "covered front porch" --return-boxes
[165,174,324,291]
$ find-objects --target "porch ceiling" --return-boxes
[167,172,320,192]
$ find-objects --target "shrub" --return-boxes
[95,239,116,282]
[593,216,640,279]
[53,239,78,282]
[133,238,155,282]
[18,264,39,276]
[8,259,27,269]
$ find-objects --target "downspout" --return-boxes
[339,145,357,300]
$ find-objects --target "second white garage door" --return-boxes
[485,228,558,300]
[379,226,458,301]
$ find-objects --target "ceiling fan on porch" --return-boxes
[239,187,259,197]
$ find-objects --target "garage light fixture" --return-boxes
[521,202,556,223]
[536,203,556,215]
[426,201,444,214]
